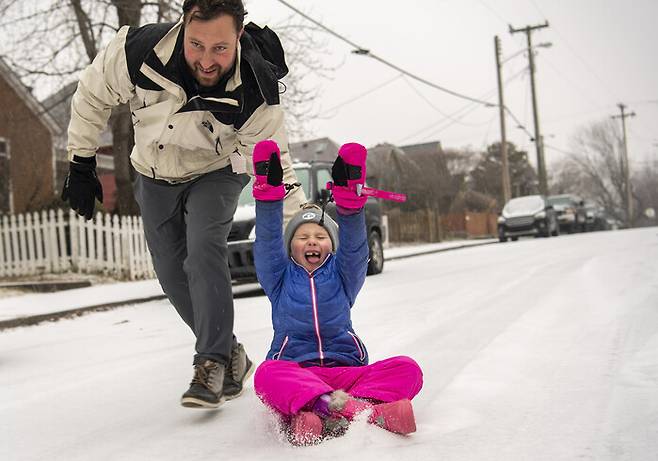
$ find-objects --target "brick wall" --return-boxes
[0,75,54,213]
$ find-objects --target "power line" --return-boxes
[318,73,404,116]
[397,99,489,144]
[543,143,579,157]
[273,0,495,107]
[504,106,534,139]
[422,99,495,142]
[533,11,622,103]
[528,0,548,20]
[397,65,529,144]
[401,76,493,128]
[477,0,509,26]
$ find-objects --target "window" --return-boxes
[0,138,8,159]
[315,168,332,198]
[0,138,10,213]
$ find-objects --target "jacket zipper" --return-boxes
[274,335,288,360]
[308,273,324,365]
[291,256,332,366]
[348,331,366,362]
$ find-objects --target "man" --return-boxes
[62,0,305,408]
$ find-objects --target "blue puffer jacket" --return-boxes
[254,200,370,367]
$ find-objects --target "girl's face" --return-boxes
[290,223,333,272]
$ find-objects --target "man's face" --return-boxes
[183,10,242,87]
[290,223,333,272]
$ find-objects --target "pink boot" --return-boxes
[289,411,323,446]
[368,399,416,435]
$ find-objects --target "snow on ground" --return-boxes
[0,239,495,320]
[1,229,657,460]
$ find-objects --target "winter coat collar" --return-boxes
[139,18,287,113]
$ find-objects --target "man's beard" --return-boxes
[193,64,224,87]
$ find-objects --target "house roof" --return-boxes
[0,56,61,136]
[400,141,443,157]
[42,82,113,149]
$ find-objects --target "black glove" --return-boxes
[61,155,103,220]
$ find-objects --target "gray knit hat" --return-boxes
[284,204,339,255]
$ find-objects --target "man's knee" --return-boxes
[184,234,229,274]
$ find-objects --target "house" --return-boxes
[289,137,340,163]
[43,83,117,211]
[366,143,427,211]
[399,141,458,212]
[0,57,60,214]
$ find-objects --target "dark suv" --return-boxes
[227,161,386,283]
[547,194,587,233]
[498,194,559,242]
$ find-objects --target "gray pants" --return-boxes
[134,167,250,365]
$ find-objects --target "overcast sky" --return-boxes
[248,0,658,171]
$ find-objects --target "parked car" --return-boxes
[497,194,559,242]
[227,161,386,283]
[583,200,609,232]
[547,194,587,233]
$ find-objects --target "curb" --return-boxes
[0,295,167,331]
[0,240,498,331]
[0,280,92,292]
[384,240,498,261]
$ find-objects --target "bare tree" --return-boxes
[272,15,337,141]
[443,147,480,178]
[0,0,333,214]
[564,119,630,224]
[634,164,658,227]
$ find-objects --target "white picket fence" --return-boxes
[0,209,155,280]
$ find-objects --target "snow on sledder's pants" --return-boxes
[254,356,424,416]
[134,167,250,365]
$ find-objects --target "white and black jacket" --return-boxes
[67,17,304,215]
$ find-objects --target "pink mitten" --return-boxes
[252,140,285,201]
[330,143,368,209]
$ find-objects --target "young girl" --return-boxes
[250,140,423,445]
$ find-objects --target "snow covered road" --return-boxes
[2,228,657,460]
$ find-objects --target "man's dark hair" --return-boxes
[182,0,247,32]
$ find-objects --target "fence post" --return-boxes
[33,212,44,271]
[88,215,97,273]
[129,216,138,280]
[0,215,7,278]
[112,215,121,278]
[47,209,59,272]
[103,213,112,275]
[25,212,37,275]
[120,215,129,279]
[40,211,50,272]
[10,214,19,277]
[69,209,77,272]
[381,215,390,248]
[17,213,28,275]
[56,209,68,272]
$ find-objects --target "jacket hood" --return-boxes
[134,19,288,109]
[241,22,289,105]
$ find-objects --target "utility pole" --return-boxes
[494,36,512,204]
[509,21,549,196]
[612,103,636,226]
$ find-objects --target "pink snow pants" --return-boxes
[254,356,423,416]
